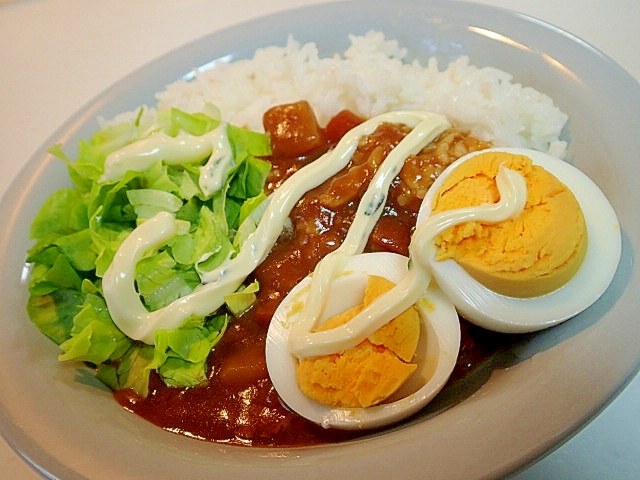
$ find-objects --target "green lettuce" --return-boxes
[26,108,271,397]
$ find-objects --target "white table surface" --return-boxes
[1,0,638,478]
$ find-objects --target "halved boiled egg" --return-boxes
[416,147,622,333]
[265,143,620,430]
[265,252,460,430]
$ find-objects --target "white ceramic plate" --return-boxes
[0,1,638,479]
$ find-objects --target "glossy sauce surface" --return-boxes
[115,103,519,446]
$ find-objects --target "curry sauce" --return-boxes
[115,102,520,446]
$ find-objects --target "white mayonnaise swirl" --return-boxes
[291,112,450,335]
[102,111,450,344]
[287,165,527,358]
[100,122,233,196]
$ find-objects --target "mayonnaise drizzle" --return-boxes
[198,123,233,196]
[293,112,450,335]
[102,111,449,345]
[99,122,234,197]
[288,165,527,359]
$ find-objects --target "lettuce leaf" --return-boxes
[58,289,131,364]
[225,280,260,317]
[29,188,89,238]
[27,108,271,396]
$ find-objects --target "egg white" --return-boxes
[265,252,460,430]
[416,147,622,333]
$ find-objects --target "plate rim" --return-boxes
[1,1,639,479]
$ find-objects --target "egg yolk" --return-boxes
[296,276,420,408]
[431,151,587,297]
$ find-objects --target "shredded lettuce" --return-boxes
[26,108,271,396]
[224,280,260,317]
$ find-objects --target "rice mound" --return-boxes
[113,31,569,154]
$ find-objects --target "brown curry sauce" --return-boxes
[115,101,522,446]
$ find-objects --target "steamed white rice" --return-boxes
[109,30,568,155]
